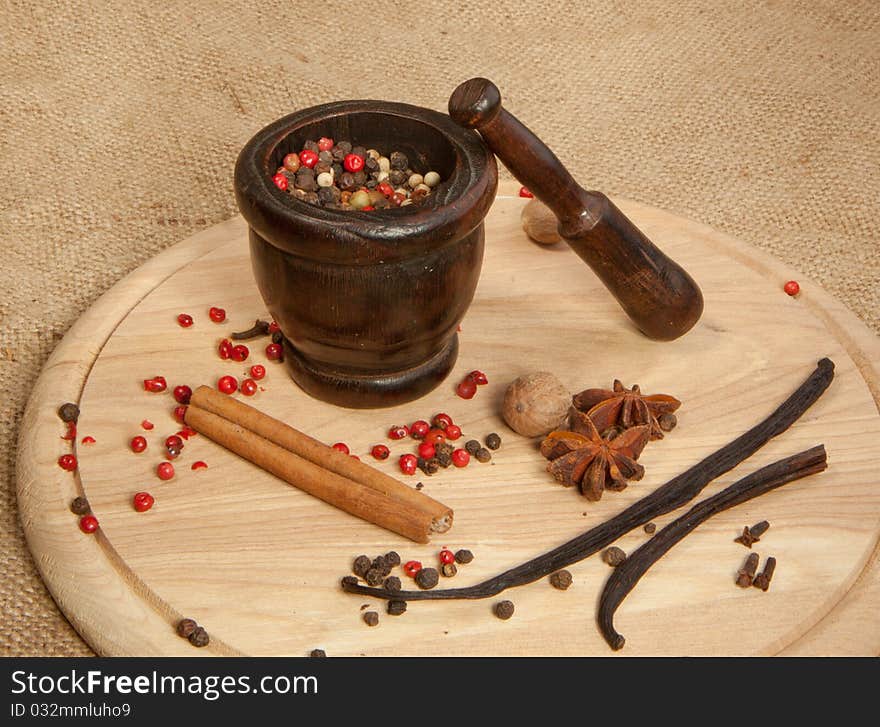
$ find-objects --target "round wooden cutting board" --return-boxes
[17,182,880,656]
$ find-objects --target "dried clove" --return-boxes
[340,359,833,606]
[736,553,760,587]
[231,319,271,340]
[734,520,770,548]
[753,557,777,591]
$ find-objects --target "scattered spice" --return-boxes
[387,600,407,616]
[657,413,678,432]
[78,515,99,534]
[454,549,474,564]
[58,454,77,472]
[58,402,80,423]
[464,439,481,456]
[132,492,155,513]
[232,319,271,340]
[61,421,77,441]
[415,567,439,590]
[177,313,194,328]
[176,618,198,638]
[549,570,573,590]
[734,520,770,548]
[352,555,371,578]
[783,280,800,297]
[385,551,401,567]
[70,496,90,515]
[573,380,681,441]
[80,436,96,445]
[384,576,402,592]
[363,611,380,627]
[365,568,385,588]
[485,433,502,450]
[602,547,627,567]
[736,552,760,588]
[494,600,515,620]
[753,556,777,591]
[643,522,656,534]
[599,446,826,650]
[141,419,154,430]
[436,451,453,468]
[541,409,649,499]
[441,563,458,578]
[309,649,327,657]
[340,360,834,608]
[475,447,492,463]
[191,461,208,470]
[403,560,422,578]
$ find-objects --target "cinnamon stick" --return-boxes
[189,386,451,528]
[184,402,451,543]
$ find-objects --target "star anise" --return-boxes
[572,380,681,441]
[540,408,650,500]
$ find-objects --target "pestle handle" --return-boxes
[448,77,704,341]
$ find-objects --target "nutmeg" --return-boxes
[502,372,571,437]
[520,198,562,245]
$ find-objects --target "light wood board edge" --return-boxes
[14,183,880,656]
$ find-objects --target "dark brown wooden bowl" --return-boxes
[234,100,498,408]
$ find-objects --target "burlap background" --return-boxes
[1,1,877,656]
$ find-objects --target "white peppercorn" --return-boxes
[423,171,441,187]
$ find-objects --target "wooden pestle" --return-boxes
[448,78,704,341]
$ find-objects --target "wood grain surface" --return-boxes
[16,182,880,656]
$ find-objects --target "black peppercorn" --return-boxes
[341,576,358,589]
[436,451,452,468]
[389,169,407,186]
[441,563,457,578]
[317,150,333,163]
[309,648,327,657]
[364,156,379,173]
[176,618,197,638]
[425,458,440,475]
[303,191,319,205]
[384,576,401,592]
[485,433,502,450]
[188,626,210,648]
[436,442,454,457]
[475,448,492,463]
[415,567,439,590]
[351,145,367,159]
[69,496,90,515]
[372,555,392,577]
[295,169,317,192]
[352,170,367,186]
[389,151,408,170]
[494,600,515,620]
[58,402,79,423]
[644,522,657,534]
[302,139,319,152]
[464,439,481,456]
[364,567,385,586]
[317,186,341,205]
[454,549,474,564]
[549,570,573,590]
[387,600,407,616]
[363,611,379,627]
[338,172,356,191]
[384,551,401,567]
[365,179,379,190]
[352,555,371,577]
[331,162,343,177]
[602,546,627,567]
[335,140,352,155]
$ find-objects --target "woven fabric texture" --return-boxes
[1,1,877,655]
